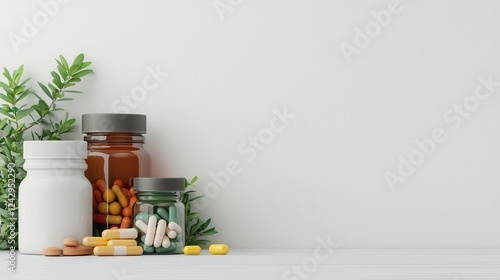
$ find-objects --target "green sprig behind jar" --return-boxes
[182,176,218,247]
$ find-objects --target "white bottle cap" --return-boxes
[23,141,87,159]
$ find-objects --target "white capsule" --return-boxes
[154,219,167,248]
[135,220,148,234]
[162,235,171,248]
[144,215,157,246]
[168,221,182,234]
[167,229,177,239]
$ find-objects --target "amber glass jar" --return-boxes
[82,113,151,236]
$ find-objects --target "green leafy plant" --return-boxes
[0,54,92,249]
[182,176,218,246]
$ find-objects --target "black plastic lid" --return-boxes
[134,178,185,192]
[82,113,146,134]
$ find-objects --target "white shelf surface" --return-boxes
[3,249,500,280]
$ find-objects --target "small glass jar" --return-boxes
[133,178,185,254]
[19,141,92,254]
[82,113,151,235]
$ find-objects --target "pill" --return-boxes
[42,246,61,256]
[209,244,229,255]
[102,228,138,240]
[183,245,201,255]
[167,229,177,239]
[82,237,108,247]
[94,246,143,256]
[140,243,155,253]
[63,245,93,256]
[121,187,131,200]
[158,241,177,253]
[63,237,78,247]
[102,189,116,202]
[110,225,119,229]
[173,233,182,242]
[113,179,124,188]
[161,236,170,248]
[108,201,122,215]
[135,220,148,234]
[91,183,97,191]
[92,198,98,213]
[93,214,122,225]
[144,215,157,246]
[93,190,103,204]
[128,196,138,208]
[122,206,132,217]
[168,221,182,234]
[120,217,131,228]
[107,239,137,246]
[134,212,148,223]
[112,184,129,207]
[156,207,168,221]
[97,202,108,214]
[141,235,146,243]
[129,187,138,196]
[153,214,161,221]
[154,219,167,247]
[96,179,107,193]
[168,205,177,223]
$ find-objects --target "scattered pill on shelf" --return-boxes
[209,244,229,255]
[42,247,62,256]
[183,245,202,255]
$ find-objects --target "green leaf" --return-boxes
[80,62,92,69]
[198,218,212,232]
[3,67,13,82]
[201,228,218,236]
[62,90,82,94]
[0,93,10,103]
[17,88,32,102]
[72,69,92,79]
[189,176,198,185]
[72,53,84,67]
[59,55,69,70]
[38,99,49,113]
[57,64,68,79]
[37,82,52,99]
[0,108,14,119]
[189,195,204,202]
[50,71,62,88]
[3,123,12,137]
[15,108,34,120]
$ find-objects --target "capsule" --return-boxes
[144,215,157,246]
[102,228,138,240]
[168,221,182,234]
[167,229,177,239]
[161,236,170,248]
[82,237,108,247]
[94,246,143,256]
[135,220,148,234]
[209,244,229,255]
[168,205,177,223]
[93,214,122,225]
[183,245,201,255]
[107,239,137,246]
[154,219,167,248]
[157,241,177,253]
[140,242,155,253]
[112,184,129,207]
[156,207,169,221]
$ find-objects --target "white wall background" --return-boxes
[1,0,500,248]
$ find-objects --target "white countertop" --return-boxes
[2,249,500,280]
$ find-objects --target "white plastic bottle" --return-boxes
[19,141,92,254]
